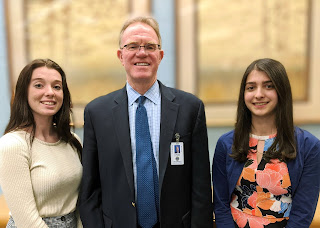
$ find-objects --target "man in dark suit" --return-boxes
[78,16,213,228]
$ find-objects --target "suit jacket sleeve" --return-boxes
[78,106,104,228]
[191,101,214,227]
[286,133,320,228]
[212,136,235,228]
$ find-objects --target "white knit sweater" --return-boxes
[0,130,83,228]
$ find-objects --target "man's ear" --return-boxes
[159,50,164,62]
[117,49,124,66]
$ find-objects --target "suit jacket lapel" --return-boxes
[112,86,135,196]
[158,82,179,192]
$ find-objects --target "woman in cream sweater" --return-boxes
[0,59,82,228]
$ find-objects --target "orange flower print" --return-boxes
[242,167,256,183]
[247,217,270,228]
[252,207,263,217]
[248,191,257,208]
[281,173,291,189]
[231,206,248,228]
[246,154,258,169]
[231,207,270,228]
[231,135,291,227]
[255,186,274,211]
[256,194,275,211]
[265,160,289,176]
[256,169,288,195]
[249,138,259,150]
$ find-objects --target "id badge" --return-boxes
[170,142,184,165]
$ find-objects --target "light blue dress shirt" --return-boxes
[126,81,161,197]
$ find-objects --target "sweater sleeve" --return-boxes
[212,136,236,228]
[286,138,320,227]
[0,133,49,228]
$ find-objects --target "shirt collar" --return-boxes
[126,81,161,106]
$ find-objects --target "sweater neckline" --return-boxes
[18,130,62,146]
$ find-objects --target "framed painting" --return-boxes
[177,0,320,126]
[5,0,151,127]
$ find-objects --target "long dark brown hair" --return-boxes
[231,58,296,162]
[5,59,82,154]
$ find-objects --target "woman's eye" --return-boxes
[54,85,62,90]
[34,84,43,88]
[246,86,254,90]
[266,84,274,89]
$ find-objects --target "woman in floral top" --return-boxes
[212,58,320,228]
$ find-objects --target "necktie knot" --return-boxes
[138,96,146,106]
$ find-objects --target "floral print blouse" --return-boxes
[230,134,292,228]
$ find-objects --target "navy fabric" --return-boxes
[136,96,159,228]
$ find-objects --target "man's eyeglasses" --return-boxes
[121,43,161,53]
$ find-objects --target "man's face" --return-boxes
[117,22,164,88]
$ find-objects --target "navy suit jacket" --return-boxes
[212,127,320,228]
[78,81,213,228]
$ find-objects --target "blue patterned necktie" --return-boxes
[136,96,159,228]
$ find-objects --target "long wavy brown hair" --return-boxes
[231,58,296,162]
[5,59,82,154]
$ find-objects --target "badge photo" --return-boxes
[170,142,184,165]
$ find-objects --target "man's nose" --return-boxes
[136,46,148,55]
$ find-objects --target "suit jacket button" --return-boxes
[132,202,135,207]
